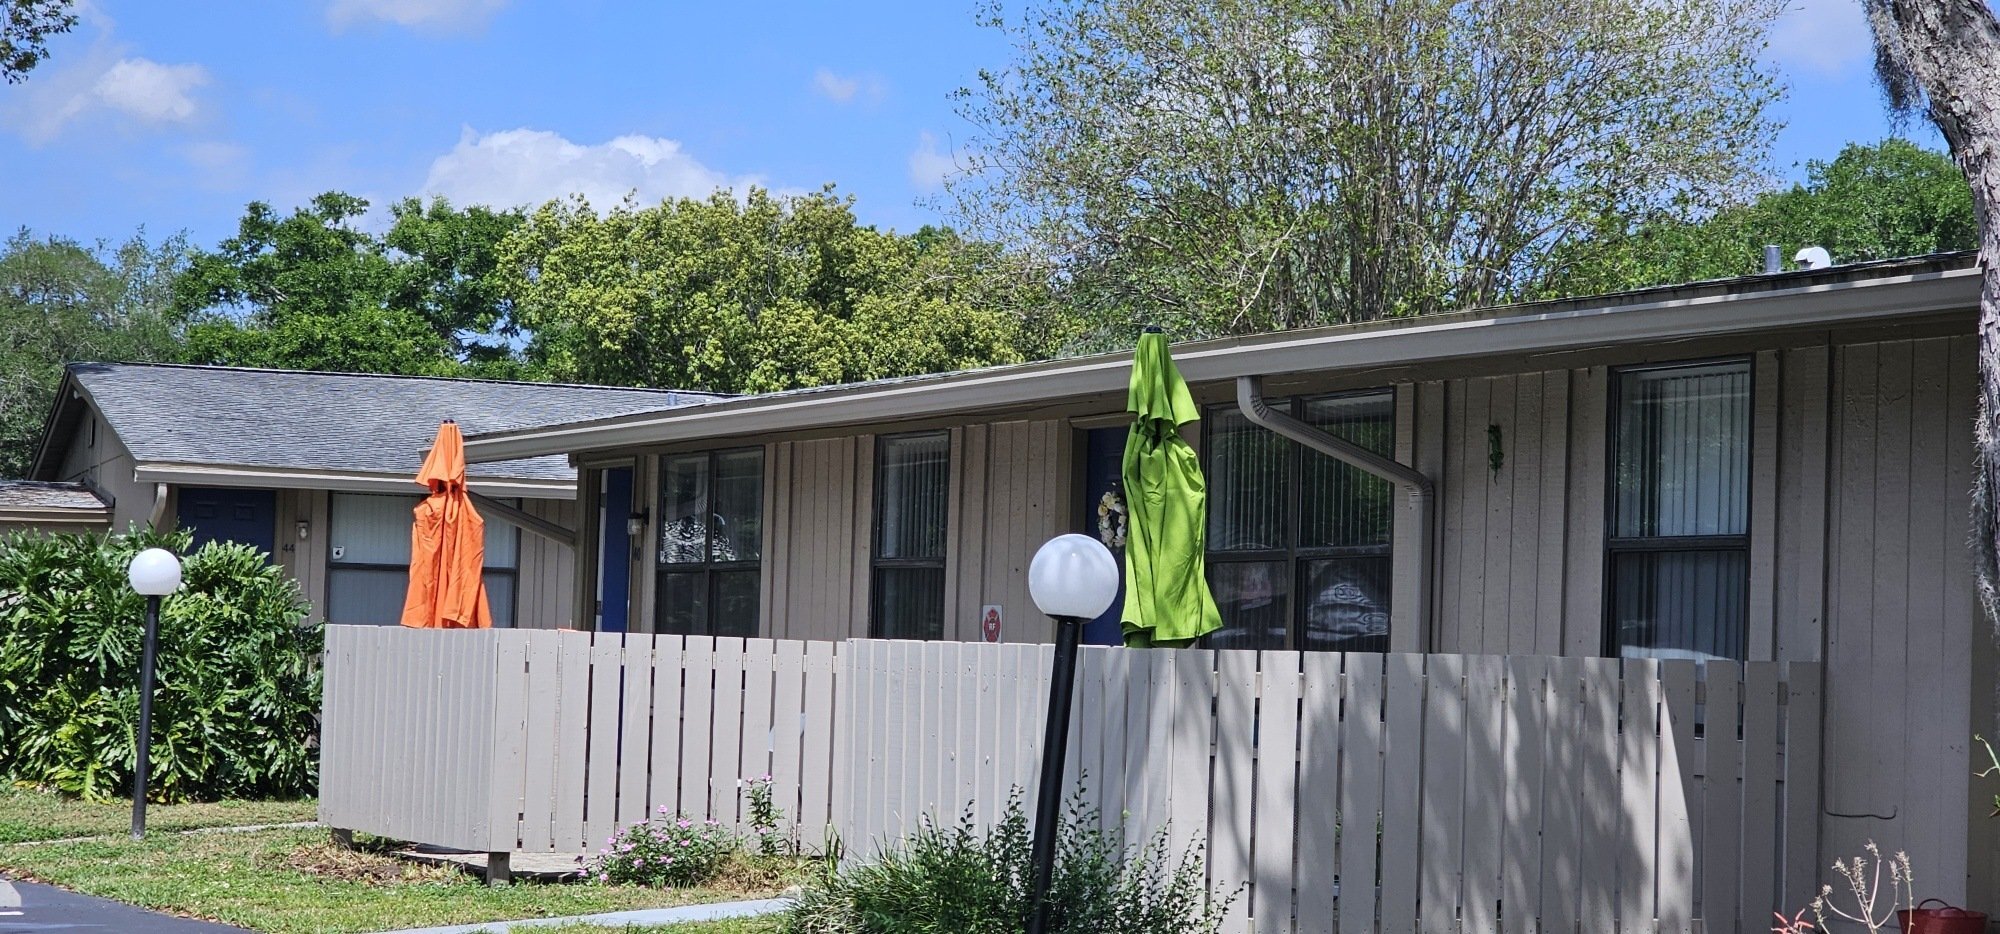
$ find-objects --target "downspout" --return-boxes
[147,483,170,532]
[1235,376,1436,648]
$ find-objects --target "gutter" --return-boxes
[459,264,1979,463]
[1235,375,1435,649]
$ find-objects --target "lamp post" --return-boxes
[1024,534,1120,934]
[126,547,182,840]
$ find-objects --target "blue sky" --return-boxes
[0,0,1936,252]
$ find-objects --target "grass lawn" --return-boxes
[0,825,801,934]
[0,788,318,844]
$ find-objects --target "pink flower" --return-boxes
[658,805,670,815]
[677,819,692,829]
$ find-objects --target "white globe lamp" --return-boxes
[127,548,182,596]
[1027,533,1119,621]
[1022,532,1122,934]
[124,546,181,840]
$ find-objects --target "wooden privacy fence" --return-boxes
[319,625,841,855]
[834,641,1823,934]
[320,628,1820,932]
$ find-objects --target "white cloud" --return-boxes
[908,131,958,192]
[812,68,885,105]
[94,58,210,123]
[4,49,210,143]
[421,127,767,210]
[327,0,509,32]
[1767,0,1872,77]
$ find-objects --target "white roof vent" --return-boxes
[1793,246,1832,270]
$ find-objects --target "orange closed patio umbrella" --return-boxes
[400,420,492,629]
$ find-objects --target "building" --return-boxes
[27,362,717,627]
[458,251,1999,911]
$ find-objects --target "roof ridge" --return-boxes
[66,361,724,396]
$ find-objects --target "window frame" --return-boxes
[1201,388,1397,652]
[323,491,521,627]
[1600,356,1755,660]
[653,447,765,638]
[869,431,952,640]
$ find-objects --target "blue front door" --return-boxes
[596,468,634,633]
[1079,428,1128,646]
[179,487,277,558]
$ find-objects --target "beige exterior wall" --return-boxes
[52,408,153,531]
[941,420,1074,644]
[761,436,875,641]
[517,496,578,630]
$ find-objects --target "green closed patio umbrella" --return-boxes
[1120,329,1223,648]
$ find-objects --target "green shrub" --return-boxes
[585,812,739,887]
[784,792,1231,934]
[0,527,319,802]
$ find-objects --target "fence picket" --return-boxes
[1298,652,1343,933]
[677,637,716,822]
[551,629,592,852]
[616,636,657,833]
[1462,654,1505,934]
[800,640,837,844]
[1213,649,1257,934]
[1780,664,1822,917]
[1658,661,1698,934]
[1701,662,1742,932]
[1499,655,1548,934]
[1740,662,1781,924]
[1618,659,1662,931]
[1420,654,1469,934]
[709,638,747,825]
[740,638,777,816]
[1577,657,1621,933]
[1253,651,1302,934]
[1540,656,1582,934]
[648,636,688,822]
[583,634,625,850]
[772,640,806,836]
[1378,653,1425,932]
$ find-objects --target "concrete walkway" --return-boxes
[0,878,252,933]
[371,897,793,933]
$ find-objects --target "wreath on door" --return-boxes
[1096,488,1128,549]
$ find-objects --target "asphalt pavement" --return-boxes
[0,878,252,933]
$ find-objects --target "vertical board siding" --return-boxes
[1437,373,1576,656]
[765,438,870,641]
[946,420,1074,645]
[1822,335,1979,904]
[516,496,578,630]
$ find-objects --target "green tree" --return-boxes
[1538,138,1977,296]
[174,192,524,376]
[2,0,77,83]
[501,188,1047,393]
[0,230,185,477]
[949,0,1784,341]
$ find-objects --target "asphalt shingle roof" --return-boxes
[0,480,108,511]
[67,363,717,483]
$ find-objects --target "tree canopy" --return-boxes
[1,0,77,83]
[948,0,1786,341]
[0,230,186,476]
[499,188,1060,394]
[172,193,524,377]
[1536,138,1977,297]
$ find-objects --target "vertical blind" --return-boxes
[1609,361,1752,661]
[873,433,951,641]
[1612,362,1750,539]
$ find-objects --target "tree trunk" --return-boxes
[1875,0,2000,631]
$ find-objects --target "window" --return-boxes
[1606,360,1751,661]
[1205,390,1395,652]
[656,449,764,637]
[872,433,950,640]
[326,492,519,626]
